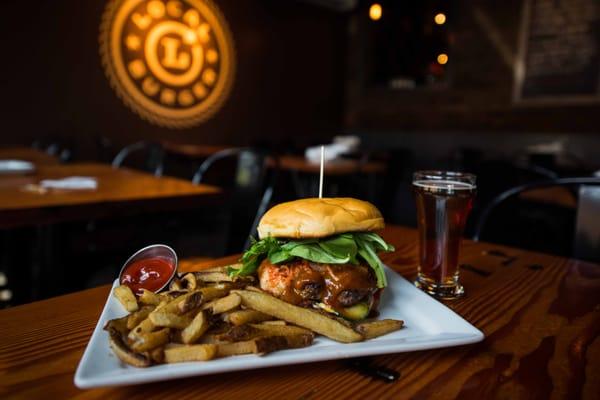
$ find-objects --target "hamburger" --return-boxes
[229,198,394,321]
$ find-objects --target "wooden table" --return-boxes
[274,155,386,176]
[0,162,222,229]
[160,142,229,159]
[1,225,598,399]
[519,187,577,209]
[272,155,386,199]
[0,147,59,165]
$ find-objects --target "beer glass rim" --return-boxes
[413,170,476,184]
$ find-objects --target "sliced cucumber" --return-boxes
[339,302,370,321]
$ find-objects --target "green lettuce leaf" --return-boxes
[288,243,350,264]
[228,236,281,277]
[230,232,394,288]
[355,236,388,288]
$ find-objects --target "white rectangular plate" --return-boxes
[75,266,484,388]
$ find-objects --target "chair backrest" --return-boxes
[192,147,277,252]
[112,141,164,177]
[473,177,600,261]
[32,138,73,162]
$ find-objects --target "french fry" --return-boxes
[164,344,217,363]
[181,310,210,344]
[127,295,180,341]
[127,306,155,330]
[130,328,170,352]
[203,293,241,314]
[195,271,234,283]
[139,289,161,305]
[149,311,193,329]
[354,319,404,340]
[148,347,165,363]
[260,320,286,326]
[217,323,312,342]
[181,273,198,290]
[198,286,230,301]
[216,334,313,357]
[197,333,222,344]
[223,309,272,326]
[155,291,201,315]
[233,290,364,343]
[169,277,183,291]
[128,316,156,341]
[249,324,313,337]
[107,328,151,367]
[103,315,129,335]
[159,290,187,301]
[178,292,203,314]
[216,324,259,342]
[114,285,139,312]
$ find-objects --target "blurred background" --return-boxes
[0,0,599,306]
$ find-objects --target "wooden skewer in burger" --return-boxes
[229,147,395,321]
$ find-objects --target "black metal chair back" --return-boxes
[111,141,164,177]
[473,177,600,262]
[192,147,277,252]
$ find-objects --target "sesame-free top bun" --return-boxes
[257,197,385,239]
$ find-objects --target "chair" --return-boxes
[473,177,600,262]
[112,141,164,177]
[192,147,277,252]
[32,137,73,162]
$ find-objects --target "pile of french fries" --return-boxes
[107,266,404,367]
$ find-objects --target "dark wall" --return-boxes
[345,0,600,134]
[0,0,346,158]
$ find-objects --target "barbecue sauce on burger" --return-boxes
[258,259,377,313]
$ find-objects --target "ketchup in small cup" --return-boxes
[119,245,177,296]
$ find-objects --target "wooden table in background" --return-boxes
[160,142,229,159]
[273,155,386,176]
[271,155,387,199]
[1,225,598,399]
[0,162,222,229]
[0,147,59,165]
[519,186,577,209]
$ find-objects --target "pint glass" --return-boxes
[413,171,476,299]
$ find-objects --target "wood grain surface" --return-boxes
[0,163,222,228]
[0,225,598,399]
[0,147,60,166]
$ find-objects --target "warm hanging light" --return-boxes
[434,13,446,25]
[437,53,448,65]
[369,3,382,21]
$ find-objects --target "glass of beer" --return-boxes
[413,171,476,299]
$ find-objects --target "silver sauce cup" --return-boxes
[118,244,178,293]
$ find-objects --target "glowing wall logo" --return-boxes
[100,0,235,128]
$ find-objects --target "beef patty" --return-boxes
[257,258,378,310]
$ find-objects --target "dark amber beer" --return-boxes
[413,171,476,299]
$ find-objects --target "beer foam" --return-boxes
[413,180,476,190]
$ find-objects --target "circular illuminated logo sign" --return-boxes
[100,0,235,128]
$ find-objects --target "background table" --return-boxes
[272,155,386,176]
[0,147,59,165]
[0,225,598,399]
[0,162,221,229]
[270,155,386,200]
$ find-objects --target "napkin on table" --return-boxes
[304,136,361,163]
[39,176,98,190]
